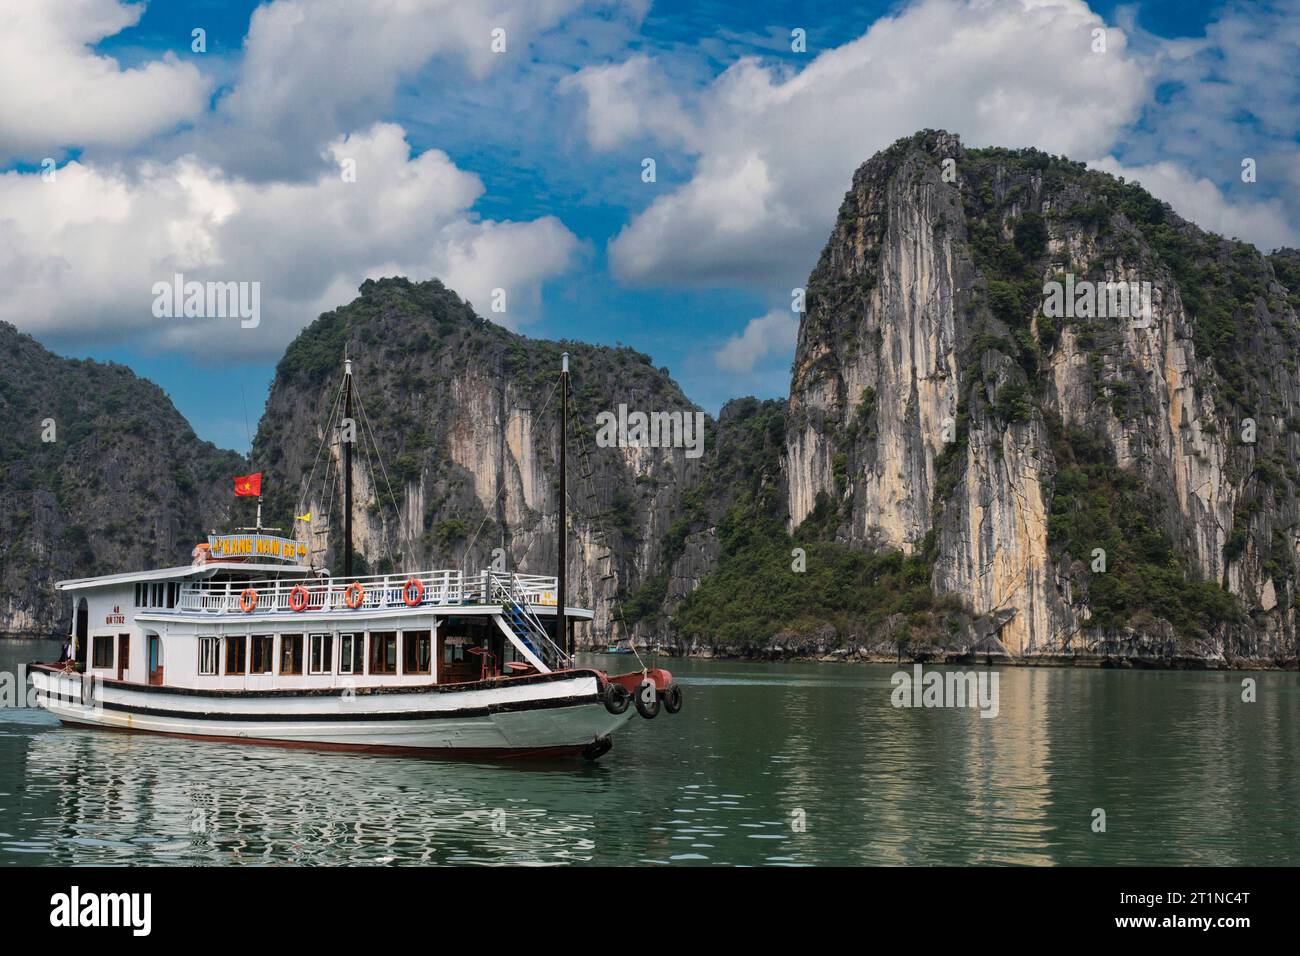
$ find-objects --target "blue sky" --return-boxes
[3,0,1297,454]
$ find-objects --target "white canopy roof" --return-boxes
[56,562,314,592]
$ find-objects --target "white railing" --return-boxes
[176,569,560,616]
[486,571,571,670]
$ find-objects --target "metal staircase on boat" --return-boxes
[487,571,572,672]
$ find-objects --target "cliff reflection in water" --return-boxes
[2,645,1298,866]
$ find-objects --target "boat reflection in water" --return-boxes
[17,723,624,866]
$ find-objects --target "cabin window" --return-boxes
[443,640,465,664]
[199,637,218,676]
[92,635,114,668]
[225,635,247,675]
[338,634,363,675]
[250,635,274,674]
[279,634,304,675]
[369,631,398,674]
[166,583,179,608]
[403,631,432,675]
[134,583,144,607]
[309,633,333,675]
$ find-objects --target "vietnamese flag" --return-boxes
[234,473,262,497]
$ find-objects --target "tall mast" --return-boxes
[343,358,354,578]
[558,352,569,661]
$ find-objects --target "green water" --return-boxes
[1,640,1297,866]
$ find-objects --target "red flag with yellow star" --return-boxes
[234,473,262,497]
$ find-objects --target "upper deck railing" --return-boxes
[175,569,559,616]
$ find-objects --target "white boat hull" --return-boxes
[31,667,636,758]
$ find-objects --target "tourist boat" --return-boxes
[31,356,680,759]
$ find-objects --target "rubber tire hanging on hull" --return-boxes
[582,736,613,761]
[634,680,660,719]
[663,682,683,714]
[603,682,631,715]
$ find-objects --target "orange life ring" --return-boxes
[344,581,365,609]
[402,577,424,607]
[289,585,309,612]
[239,588,258,613]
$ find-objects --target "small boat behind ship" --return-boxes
[31,355,681,759]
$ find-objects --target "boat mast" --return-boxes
[558,352,569,661]
[343,358,354,578]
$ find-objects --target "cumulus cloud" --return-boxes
[0,124,580,359]
[1090,157,1300,252]
[715,309,799,374]
[205,0,596,179]
[576,0,1151,288]
[0,0,209,161]
[558,55,696,150]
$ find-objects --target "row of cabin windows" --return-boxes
[134,582,181,609]
[199,631,433,678]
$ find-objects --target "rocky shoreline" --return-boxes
[598,620,1299,671]
[653,647,1298,671]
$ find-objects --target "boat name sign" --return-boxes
[207,533,307,561]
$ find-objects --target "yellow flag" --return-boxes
[296,512,311,522]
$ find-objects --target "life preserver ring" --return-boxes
[288,585,310,612]
[344,582,365,609]
[239,588,258,613]
[402,577,423,607]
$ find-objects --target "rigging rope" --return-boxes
[350,384,417,571]
[563,384,648,671]
[298,374,347,521]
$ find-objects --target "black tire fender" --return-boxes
[634,679,660,719]
[603,682,631,715]
[662,682,683,714]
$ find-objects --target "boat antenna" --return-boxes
[558,351,569,661]
[343,356,354,578]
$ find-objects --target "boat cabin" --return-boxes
[57,559,590,693]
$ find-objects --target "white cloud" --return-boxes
[0,124,580,359]
[1090,157,1300,252]
[715,308,798,374]
[558,55,696,150]
[0,0,209,161]
[206,0,597,178]
[579,0,1152,288]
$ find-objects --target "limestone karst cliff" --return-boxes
[251,277,711,646]
[4,131,1298,665]
[784,130,1299,661]
[0,322,246,636]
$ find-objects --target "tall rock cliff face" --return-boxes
[0,322,246,635]
[252,278,710,645]
[786,131,1300,660]
[5,132,1296,667]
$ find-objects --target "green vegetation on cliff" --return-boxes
[1047,425,1241,639]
